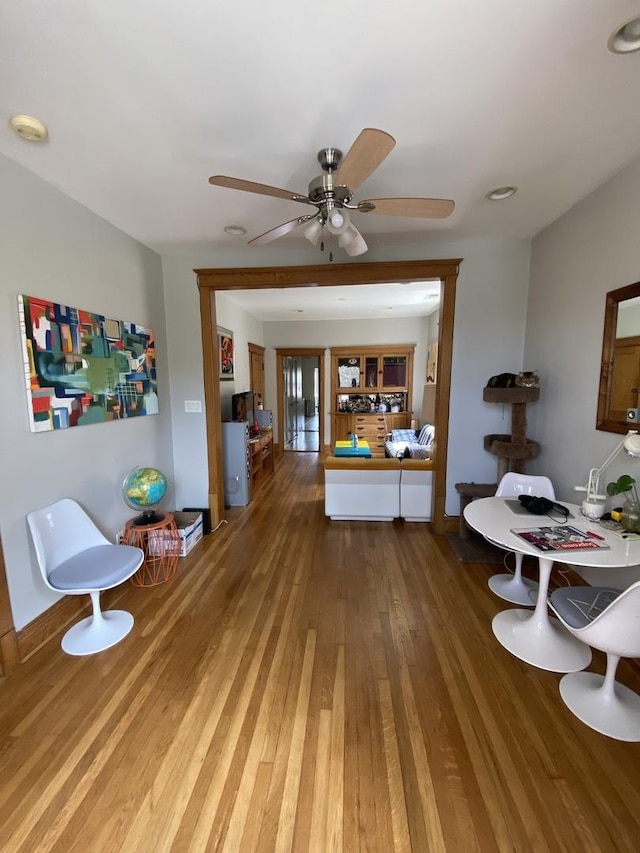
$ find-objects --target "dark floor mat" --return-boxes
[444,532,506,564]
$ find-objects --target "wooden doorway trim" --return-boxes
[196,258,461,535]
[275,348,325,455]
[0,534,19,675]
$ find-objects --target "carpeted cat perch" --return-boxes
[483,385,540,480]
[449,385,541,561]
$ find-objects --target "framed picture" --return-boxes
[18,294,157,432]
[426,342,438,385]
[218,327,234,381]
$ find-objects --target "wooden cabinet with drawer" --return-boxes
[384,412,411,433]
[330,345,415,454]
[352,414,388,457]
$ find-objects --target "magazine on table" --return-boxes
[510,525,610,552]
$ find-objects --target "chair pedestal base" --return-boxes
[488,573,538,605]
[61,610,134,656]
[492,609,592,673]
[559,671,640,742]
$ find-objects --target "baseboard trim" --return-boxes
[442,516,460,533]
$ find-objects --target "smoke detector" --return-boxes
[9,115,48,142]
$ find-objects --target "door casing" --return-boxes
[196,258,461,535]
[276,348,325,453]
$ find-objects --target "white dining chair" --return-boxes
[486,472,556,605]
[549,582,640,741]
[27,498,144,656]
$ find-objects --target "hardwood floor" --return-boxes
[1,453,640,851]
[285,415,319,452]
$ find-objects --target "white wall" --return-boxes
[215,291,264,422]
[0,154,173,630]
[161,238,531,517]
[526,155,640,586]
[159,256,265,512]
[263,315,429,444]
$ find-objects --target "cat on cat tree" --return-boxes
[486,371,539,389]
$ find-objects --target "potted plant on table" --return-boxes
[606,474,640,532]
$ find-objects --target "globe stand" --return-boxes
[131,509,165,526]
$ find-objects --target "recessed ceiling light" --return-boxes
[608,15,640,54]
[9,114,48,142]
[486,186,517,201]
[293,309,303,313]
[223,224,247,236]
[337,297,346,301]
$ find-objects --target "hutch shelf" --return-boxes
[330,345,415,457]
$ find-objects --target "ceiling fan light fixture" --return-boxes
[608,15,640,53]
[338,224,357,249]
[343,229,368,257]
[486,186,517,201]
[326,208,350,235]
[302,217,323,246]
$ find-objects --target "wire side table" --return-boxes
[122,511,181,587]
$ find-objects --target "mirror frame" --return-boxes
[597,279,640,434]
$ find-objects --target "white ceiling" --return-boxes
[2,1,640,318]
[225,280,442,322]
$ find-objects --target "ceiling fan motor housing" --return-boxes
[317,147,342,172]
[307,174,352,207]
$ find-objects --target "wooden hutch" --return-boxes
[330,345,414,457]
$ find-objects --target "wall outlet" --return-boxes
[627,407,639,422]
[185,400,202,413]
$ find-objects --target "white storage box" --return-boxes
[173,511,204,556]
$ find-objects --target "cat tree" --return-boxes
[483,385,540,481]
[455,385,540,539]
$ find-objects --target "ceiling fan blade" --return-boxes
[335,128,396,192]
[248,215,314,246]
[209,175,312,205]
[360,197,455,219]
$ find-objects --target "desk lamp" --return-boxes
[575,430,640,518]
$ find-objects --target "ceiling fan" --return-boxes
[209,128,454,257]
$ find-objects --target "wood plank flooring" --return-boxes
[1,452,640,851]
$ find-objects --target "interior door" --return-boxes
[284,356,297,446]
[610,338,640,421]
[248,343,265,406]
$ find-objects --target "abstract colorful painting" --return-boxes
[18,295,158,432]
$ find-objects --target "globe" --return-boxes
[123,466,168,526]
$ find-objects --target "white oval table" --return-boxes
[464,498,640,672]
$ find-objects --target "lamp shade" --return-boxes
[624,432,640,457]
[343,227,368,256]
[302,217,323,246]
[326,208,350,235]
[338,224,357,249]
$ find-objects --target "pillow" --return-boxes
[391,428,418,442]
[417,424,435,447]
